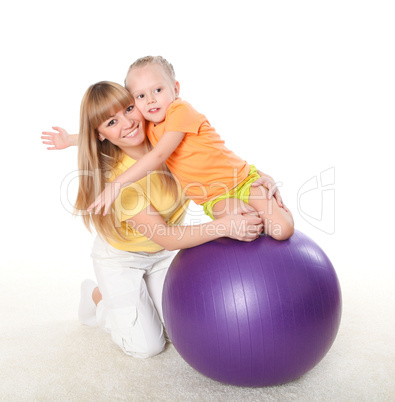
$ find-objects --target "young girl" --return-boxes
[90,56,294,241]
[42,81,264,358]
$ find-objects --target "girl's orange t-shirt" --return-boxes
[148,98,250,205]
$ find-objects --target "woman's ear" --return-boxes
[98,133,106,142]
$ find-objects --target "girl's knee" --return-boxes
[269,220,294,241]
[276,226,294,241]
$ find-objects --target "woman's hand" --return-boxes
[88,182,122,216]
[41,126,76,150]
[221,213,264,242]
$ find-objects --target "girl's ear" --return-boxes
[98,133,106,142]
[174,81,180,98]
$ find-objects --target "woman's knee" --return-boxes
[130,337,166,359]
[144,336,166,358]
[105,302,166,358]
[117,331,166,358]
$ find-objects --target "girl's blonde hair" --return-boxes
[125,55,176,90]
[75,81,177,243]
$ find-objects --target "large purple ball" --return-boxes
[162,230,341,387]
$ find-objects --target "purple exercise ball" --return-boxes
[162,230,341,387]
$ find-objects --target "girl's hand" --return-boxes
[251,172,288,211]
[222,213,263,242]
[88,182,122,216]
[41,126,71,150]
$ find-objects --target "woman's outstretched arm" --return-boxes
[41,127,78,150]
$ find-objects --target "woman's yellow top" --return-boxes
[108,154,189,253]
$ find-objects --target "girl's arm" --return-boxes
[41,127,78,150]
[127,204,264,251]
[89,131,186,215]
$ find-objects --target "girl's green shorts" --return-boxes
[202,164,259,220]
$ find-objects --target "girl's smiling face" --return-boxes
[97,103,146,153]
[126,63,180,125]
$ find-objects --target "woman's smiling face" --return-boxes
[97,103,146,152]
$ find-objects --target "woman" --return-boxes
[42,81,266,358]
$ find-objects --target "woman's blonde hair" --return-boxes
[75,81,177,243]
[125,55,176,90]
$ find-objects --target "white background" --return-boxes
[0,0,394,279]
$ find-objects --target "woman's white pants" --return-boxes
[91,236,176,358]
